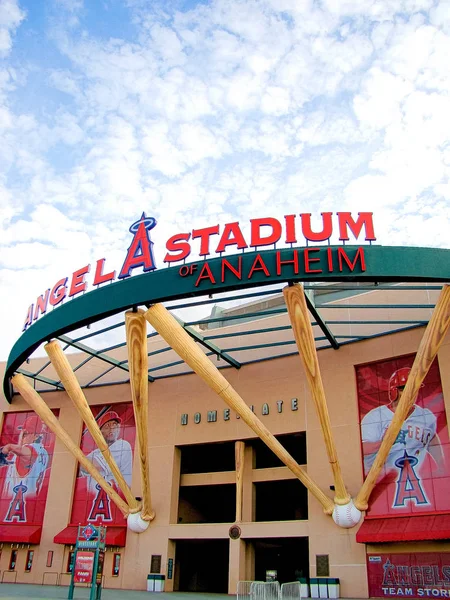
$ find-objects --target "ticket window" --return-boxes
[25,550,34,572]
[112,553,121,577]
[9,549,18,570]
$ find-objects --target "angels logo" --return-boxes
[118,213,157,279]
[88,484,112,522]
[382,559,396,586]
[393,451,428,507]
[5,482,28,522]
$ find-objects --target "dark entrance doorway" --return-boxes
[175,539,229,593]
[251,537,309,584]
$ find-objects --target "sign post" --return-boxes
[68,524,106,600]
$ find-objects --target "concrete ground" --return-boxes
[0,584,369,600]
[0,584,229,600]
[0,584,365,600]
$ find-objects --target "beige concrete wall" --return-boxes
[0,325,449,597]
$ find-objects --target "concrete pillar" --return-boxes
[229,537,246,594]
[165,539,176,592]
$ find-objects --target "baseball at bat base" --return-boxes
[332,498,362,528]
[127,511,150,533]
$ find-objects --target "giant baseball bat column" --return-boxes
[125,310,155,524]
[235,441,245,522]
[11,373,130,515]
[144,303,335,514]
[283,284,350,505]
[355,284,450,511]
[44,340,140,513]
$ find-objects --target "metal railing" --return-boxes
[281,582,302,600]
[1,570,18,583]
[42,571,60,586]
[238,580,303,600]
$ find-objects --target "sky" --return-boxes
[0,0,449,362]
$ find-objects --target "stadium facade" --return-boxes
[1,213,449,598]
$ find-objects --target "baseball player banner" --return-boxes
[70,403,136,526]
[357,355,450,518]
[367,553,450,598]
[0,410,58,524]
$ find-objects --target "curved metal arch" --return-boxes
[4,245,450,400]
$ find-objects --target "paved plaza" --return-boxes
[0,584,366,600]
[0,584,228,600]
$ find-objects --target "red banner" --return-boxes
[356,355,450,517]
[70,402,136,526]
[74,551,94,584]
[367,553,450,598]
[0,411,58,524]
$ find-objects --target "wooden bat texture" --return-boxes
[44,340,139,512]
[283,284,350,505]
[355,284,450,511]
[125,310,155,522]
[11,373,129,515]
[235,441,245,522]
[144,303,335,514]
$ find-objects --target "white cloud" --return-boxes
[0,0,25,57]
[354,68,414,131]
[0,0,449,360]
[430,0,450,34]
[261,86,291,116]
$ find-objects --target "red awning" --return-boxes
[54,525,127,547]
[0,525,42,544]
[356,514,450,543]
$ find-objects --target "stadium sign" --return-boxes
[23,211,376,331]
[6,209,450,403]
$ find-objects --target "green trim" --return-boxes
[315,304,434,309]
[203,320,425,341]
[5,245,450,401]
[34,343,70,377]
[58,334,155,382]
[16,368,64,390]
[147,346,172,358]
[99,330,159,354]
[18,323,427,395]
[176,319,241,369]
[73,355,94,373]
[85,365,118,387]
[325,320,426,325]
[166,287,285,311]
[73,321,124,343]
[149,359,185,373]
[205,325,292,340]
[225,340,298,352]
[304,289,339,350]
[185,307,287,326]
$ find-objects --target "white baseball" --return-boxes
[332,499,362,528]
[127,511,150,533]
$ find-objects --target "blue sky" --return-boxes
[0,0,449,359]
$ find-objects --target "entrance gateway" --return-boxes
[1,211,450,597]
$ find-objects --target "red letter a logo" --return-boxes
[88,484,112,522]
[119,213,157,279]
[5,483,27,522]
[393,452,428,507]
